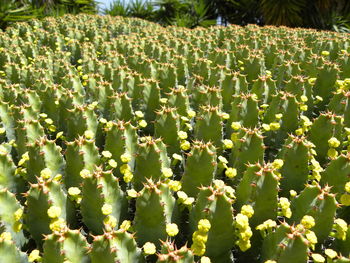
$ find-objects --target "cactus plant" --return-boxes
[0,14,350,263]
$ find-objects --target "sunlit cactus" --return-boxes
[0,13,350,263]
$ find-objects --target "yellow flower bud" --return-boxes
[102,150,112,158]
[40,168,52,179]
[198,219,211,233]
[143,242,156,255]
[178,131,188,140]
[80,169,91,179]
[328,137,340,148]
[127,189,138,198]
[200,256,211,263]
[108,159,118,168]
[269,122,280,131]
[120,153,132,163]
[123,170,133,183]
[103,215,117,228]
[340,194,350,206]
[84,130,94,139]
[231,122,241,131]
[14,208,23,221]
[138,120,147,128]
[168,180,182,191]
[223,139,233,149]
[162,167,173,178]
[325,249,337,259]
[120,220,131,231]
[101,204,113,215]
[311,253,325,263]
[241,205,254,218]
[301,215,315,229]
[345,182,350,193]
[327,148,338,159]
[47,206,61,219]
[180,140,191,151]
[28,249,41,262]
[272,159,284,169]
[166,223,179,237]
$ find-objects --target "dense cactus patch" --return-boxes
[0,14,350,263]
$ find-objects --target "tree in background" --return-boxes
[0,0,38,29]
[103,0,130,17]
[104,0,216,28]
[32,0,98,16]
[2,0,350,32]
[223,0,350,32]
[0,0,97,30]
[302,0,350,32]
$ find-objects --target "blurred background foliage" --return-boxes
[1,0,350,32]
[0,0,97,29]
[104,0,350,32]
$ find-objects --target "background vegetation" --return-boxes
[0,0,97,29]
[1,0,350,31]
[103,0,350,32]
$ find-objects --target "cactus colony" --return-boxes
[0,14,350,263]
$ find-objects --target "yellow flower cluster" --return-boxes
[327,137,340,159]
[18,151,29,166]
[101,204,113,215]
[103,215,117,230]
[300,215,315,229]
[223,139,233,149]
[332,218,348,240]
[305,230,318,250]
[295,116,313,135]
[241,205,254,218]
[84,130,94,139]
[120,220,131,231]
[256,219,277,238]
[191,219,211,256]
[278,197,292,218]
[178,130,188,140]
[271,159,284,170]
[327,148,338,159]
[225,167,237,179]
[120,153,132,163]
[269,122,280,131]
[120,164,134,183]
[231,122,241,131]
[49,218,66,232]
[28,249,41,262]
[167,180,182,192]
[235,213,252,252]
[311,253,325,263]
[166,223,179,237]
[47,206,61,219]
[138,120,147,128]
[68,187,82,203]
[143,242,156,255]
[180,140,191,151]
[0,232,12,242]
[177,191,194,207]
[47,205,66,232]
[341,182,350,206]
[127,189,138,198]
[79,169,91,179]
[40,168,52,180]
[325,249,337,259]
[162,167,173,178]
[309,158,323,182]
[13,208,23,232]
